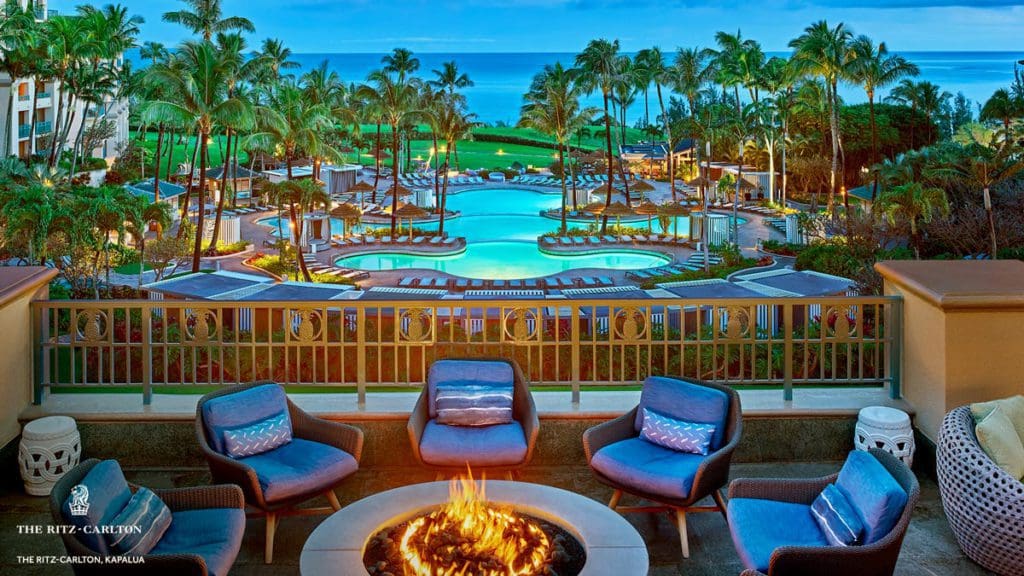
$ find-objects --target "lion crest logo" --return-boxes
[68,485,90,517]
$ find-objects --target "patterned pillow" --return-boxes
[435,384,514,427]
[104,487,172,556]
[224,411,293,458]
[639,408,716,455]
[811,483,866,546]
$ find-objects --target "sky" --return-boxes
[48,0,1024,53]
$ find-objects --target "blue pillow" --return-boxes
[202,384,289,454]
[639,408,716,455]
[811,484,865,546]
[635,377,730,450]
[435,384,514,426]
[835,450,908,544]
[223,411,293,458]
[104,487,171,555]
[427,360,514,418]
[62,460,133,555]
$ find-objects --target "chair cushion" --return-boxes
[427,360,514,419]
[727,498,829,572]
[975,405,1024,480]
[104,487,172,555]
[635,376,730,450]
[62,460,133,555]
[590,437,705,500]
[835,450,909,544]
[640,408,716,455]
[435,384,513,427]
[223,411,293,459]
[202,384,289,454]
[419,419,527,467]
[239,438,358,504]
[151,508,245,576]
[811,484,865,546]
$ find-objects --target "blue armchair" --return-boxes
[726,449,920,576]
[50,459,245,576]
[583,376,742,558]
[408,358,539,478]
[196,382,363,563]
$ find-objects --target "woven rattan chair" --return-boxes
[196,382,363,564]
[50,458,246,576]
[938,406,1024,576]
[728,448,920,576]
[583,376,743,558]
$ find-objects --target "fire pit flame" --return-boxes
[398,471,551,576]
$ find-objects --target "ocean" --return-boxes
[132,51,1024,124]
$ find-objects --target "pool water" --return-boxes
[260,188,732,279]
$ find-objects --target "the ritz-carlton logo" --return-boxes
[68,485,90,517]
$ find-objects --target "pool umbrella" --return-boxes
[584,201,606,228]
[349,181,376,207]
[392,183,413,199]
[394,202,428,236]
[631,180,655,203]
[603,201,635,240]
[659,202,692,240]
[331,203,362,238]
[634,201,659,234]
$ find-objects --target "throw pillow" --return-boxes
[223,411,292,458]
[972,395,1024,439]
[975,405,1024,480]
[639,408,716,455]
[435,384,514,427]
[104,487,171,556]
[811,483,866,546]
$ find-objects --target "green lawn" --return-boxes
[134,131,248,176]
[113,262,154,275]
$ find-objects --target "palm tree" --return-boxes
[140,41,168,65]
[123,195,172,288]
[848,36,919,201]
[356,65,423,236]
[143,41,253,272]
[162,0,254,41]
[672,47,715,199]
[789,20,854,213]
[980,88,1021,134]
[887,79,948,149]
[875,182,948,259]
[258,38,300,78]
[575,39,621,232]
[1,184,54,265]
[435,96,476,237]
[263,179,329,281]
[429,60,473,95]
[0,1,37,157]
[519,63,596,233]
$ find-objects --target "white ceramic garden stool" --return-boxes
[18,416,81,496]
[855,406,915,467]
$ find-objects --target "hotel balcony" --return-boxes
[2,261,1022,575]
[34,121,51,135]
[17,123,30,139]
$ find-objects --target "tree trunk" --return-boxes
[601,91,614,234]
[439,148,452,237]
[208,127,232,251]
[704,145,712,272]
[165,127,176,181]
[985,187,998,259]
[27,86,40,157]
[70,102,92,177]
[734,149,743,246]
[390,124,400,237]
[137,238,146,289]
[568,149,578,207]
[827,81,839,216]
[432,131,440,213]
[177,131,202,236]
[154,124,164,238]
[559,144,568,233]
[191,133,209,273]
[3,88,13,157]
[48,89,65,167]
[868,92,880,202]
[372,122,382,203]
[656,83,675,202]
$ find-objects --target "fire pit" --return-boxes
[300,479,648,576]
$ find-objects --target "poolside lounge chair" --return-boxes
[454,278,470,290]
[596,276,614,287]
[559,237,573,246]
[572,237,586,245]
[626,269,656,281]
[364,236,378,245]
[602,235,618,244]
[492,280,508,289]
[443,237,458,246]
[580,277,598,288]
[399,277,418,288]
[470,279,485,289]
[588,236,602,245]
[339,269,370,281]
[395,236,409,244]
[523,279,539,289]
[380,236,392,244]
[429,236,444,245]
[542,237,557,246]
[412,237,427,246]
[551,277,574,289]
[509,280,523,289]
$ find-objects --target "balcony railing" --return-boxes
[35,121,51,135]
[18,124,31,138]
[32,296,901,405]
[18,94,30,102]
[36,91,51,100]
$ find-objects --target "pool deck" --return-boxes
[210,180,786,290]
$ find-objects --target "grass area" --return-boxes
[112,262,154,275]
[133,123,649,175]
[134,131,248,175]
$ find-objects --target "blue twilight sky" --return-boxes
[50,0,1024,53]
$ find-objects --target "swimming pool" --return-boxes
[259,188,742,279]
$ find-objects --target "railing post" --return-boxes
[783,303,793,403]
[356,307,367,406]
[570,305,581,405]
[32,304,46,405]
[141,306,152,405]
[888,297,903,399]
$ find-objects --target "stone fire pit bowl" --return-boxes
[300,480,649,575]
